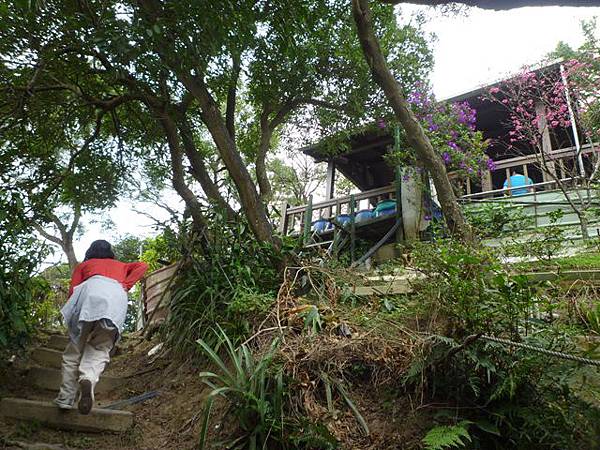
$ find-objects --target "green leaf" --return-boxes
[198,398,214,450]
[422,422,472,450]
[474,420,501,436]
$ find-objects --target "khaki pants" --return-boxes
[55,320,117,407]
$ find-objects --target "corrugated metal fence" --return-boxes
[141,264,178,327]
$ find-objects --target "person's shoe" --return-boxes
[78,379,93,415]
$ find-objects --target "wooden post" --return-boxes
[505,168,512,194]
[325,160,336,218]
[350,194,356,264]
[481,170,492,192]
[523,164,531,195]
[278,201,289,234]
[303,195,313,246]
[395,167,404,243]
[535,101,556,183]
[533,187,538,229]
[556,158,565,179]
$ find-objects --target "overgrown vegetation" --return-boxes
[163,214,285,356]
[175,234,599,449]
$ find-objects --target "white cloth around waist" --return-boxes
[61,275,128,344]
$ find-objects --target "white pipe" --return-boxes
[560,64,585,177]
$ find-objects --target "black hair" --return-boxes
[84,240,115,261]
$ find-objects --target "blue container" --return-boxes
[374,199,396,217]
[335,214,352,227]
[312,219,332,232]
[355,209,374,223]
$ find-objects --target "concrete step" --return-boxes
[28,367,124,394]
[1,440,67,450]
[352,280,414,296]
[31,348,63,369]
[0,398,133,433]
[46,335,69,351]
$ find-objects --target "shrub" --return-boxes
[408,239,600,449]
[165,216,282,354]
[464,202,531,238]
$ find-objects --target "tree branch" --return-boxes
[159,113,208,231]
[176,115,238,220]
[226,54,241,142]
[32,222,63,247]
[67,203,82,239]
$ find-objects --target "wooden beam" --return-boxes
[303,195,313,246]
[395,167,404,243]
[278,201,289,234]
[535,101,556,181]
[325,161,336,218]
[326,161,336,200]
[481,170,492,191]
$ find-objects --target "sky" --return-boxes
[55,4,600,265]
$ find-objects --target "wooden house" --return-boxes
[278,62,599,257]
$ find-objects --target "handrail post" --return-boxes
[303,195,313,246]
[395,166,403,243]
[350,194,356,264]
[278,201,289,235]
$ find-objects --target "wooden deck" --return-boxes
[307,214,397,243]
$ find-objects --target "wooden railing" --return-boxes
[457,143,595,197]
[279,185,397,236]
[461,177,582,200]
[279,143,597,236]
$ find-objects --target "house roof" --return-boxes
[302,61,567,191]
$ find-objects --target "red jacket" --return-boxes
[69,259,149,297]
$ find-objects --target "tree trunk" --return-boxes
[136,2,278,247]
[171,72,278,247]
[177,117,238,221]
[577,210,590,241]
[64,241,79,272]
[159,115,209,231]
[352,0,473,242]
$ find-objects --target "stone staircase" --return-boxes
[1,334,133,435]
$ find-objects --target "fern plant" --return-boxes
[422,421,472,450]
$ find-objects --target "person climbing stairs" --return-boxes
[1,332,132,434]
